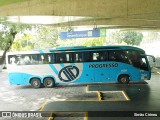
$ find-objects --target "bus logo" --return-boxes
[58,65,79,82]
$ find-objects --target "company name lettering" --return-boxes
[89,63,118,68]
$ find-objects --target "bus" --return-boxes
[6,46,155,88]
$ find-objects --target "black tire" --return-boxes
[31,78,42,88]
[43,78,55,88]
[118,75,130,84]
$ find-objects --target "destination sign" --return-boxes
[60,29,106,39]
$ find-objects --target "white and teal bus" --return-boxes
[6,46,155,88]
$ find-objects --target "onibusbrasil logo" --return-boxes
[58,65,79,82]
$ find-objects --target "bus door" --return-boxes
[84,64,95,82]
[77,52,94,83]
[94,67,110,82]
[89,51,109,82]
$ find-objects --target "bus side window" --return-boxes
[109,51,129,63]
[60,54,65,63]
[101,51,108,61]
[31,54,39,64]
[92,51,108,62]
[9,56,16,64]
[55,53,65,63]
[109,51,114,61]
[50,54,54,63]
[83,52,107,62]
[56,53,73,63]
[66,53,72,63]
[9,55,22,65]
[84,52,92,62]
[39,55,44,64]
[43,54,50,64]
[48,55,51,63]
[93,53,99,61]
[23,56,31,65]
[74,53,83,62]
[39,54,51,64]
[16,56,20,65]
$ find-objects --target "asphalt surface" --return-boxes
[0,70,88,111]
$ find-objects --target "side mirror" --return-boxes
[141,54,155,62]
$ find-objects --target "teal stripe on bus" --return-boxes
[38,50,59,75]
[39,50,44,54]
[49,64,59,75]
[60,64,65,68]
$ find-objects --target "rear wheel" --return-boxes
[118,75,130,84]
[43,78,55,88]
[31,78,42,88]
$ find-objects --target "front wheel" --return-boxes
[31,78,42,88]
[118,75,130,84]
[43,78,55,88]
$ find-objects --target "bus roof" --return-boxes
[7,45,145,55]
[49,45,145,52]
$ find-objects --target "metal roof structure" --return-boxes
[0,0,160,30]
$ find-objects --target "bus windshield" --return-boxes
[125,50,148,71]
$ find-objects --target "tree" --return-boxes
[33,25,60,49]
[11,33,35,51]
[9,25,69,52]
[0,23,32,65]
[83,37,106,46]
[120,31,143,45]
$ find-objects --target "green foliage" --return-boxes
[112,30,122,44]
[83,37,106,46]
[11,42,21,51]
[33,25,60,49]
[0,23,32,64]
[120,31,143,45]
[0,23,32,50]
[11,33,35,51]
[11,25,64,51]
[0,31,12,50]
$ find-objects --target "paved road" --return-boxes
[0,70,87,111]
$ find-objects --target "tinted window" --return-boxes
[82,51,108,62]
[92,51,108,62]
[126,50,148,70]
[39,54,53,64]
[83,52,92,62]
[109,50,130,64]
[74,52,83,62]
[8,53,53,65]
[55,53,73,63]
[8,55,20,65]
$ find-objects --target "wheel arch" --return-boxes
[43,76,55,84]
[118,74,131,82]
[29,77,42,84]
